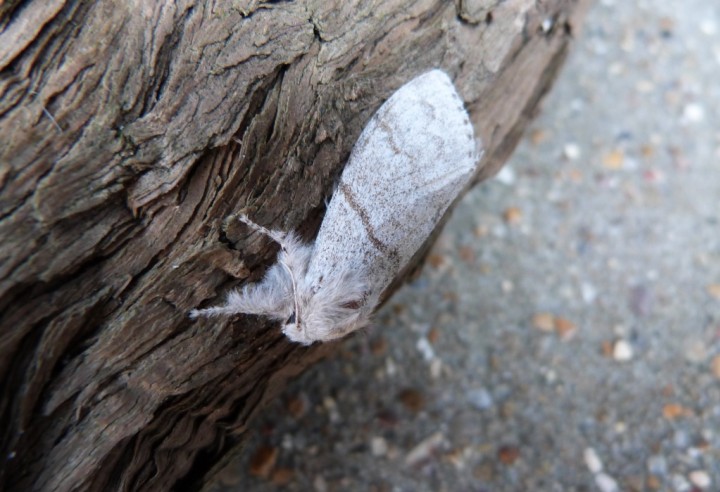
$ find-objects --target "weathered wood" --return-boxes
[0,0,591,490]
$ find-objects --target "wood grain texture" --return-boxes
[0,0,592,490]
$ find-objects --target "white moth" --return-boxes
[191,69,480,344]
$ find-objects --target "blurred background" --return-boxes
[212,1,720,490]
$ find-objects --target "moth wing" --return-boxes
[308,70,479,297]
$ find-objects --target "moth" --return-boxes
[191,69,480,344]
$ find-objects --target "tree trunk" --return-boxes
[0,0,592,490]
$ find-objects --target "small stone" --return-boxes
[625,475,646,491]
[595,472,620,492]
[659,16,675,36]
[640,144,654,158]
[541,17,554,33]
[249,445,278,479]
[602,150,624,169]
[495,165,516,185]
[429,359,443,379]
[707,284,720,300]
[612,339,633,361]
[584,447,603,473]
[620,29,635,51]
[497,445,520,465]
[581,283,597,303]
[459,245,475,263]
[674,429,691,448]
[530,128,548,144]
[427,253,446,268]
[503,206,522,225]
[499,401,515,419]
[643,168,666,183]
[405,432,444,466]
[375,409,399,427]
[697,433,712,450]
[370,336,388,355]
[636,80,655,93]
[370,436,388,457]
[385,358,397,377]
[474,224,490,237]
[313,475,328,492]
[663,403,688,420]
[323,396,337,411]
[647,455,667,476]
[682,103,705,124]
[532,313,555,332]
[711,355,720,379]
[646,475,662,490]
[608,61,623,74]
[416,337,435,361]
[473,462,495,481]
[215,463,242,486]
[270,468,295,486]
[442,291,459,303]
[566,168,583,182]
[700,19,717,35]
[323,396,340,423]
[688,470,711,489]
[563,143,581,160]
[287,393,308,419]
[671,474,691,492]
[601,340,614,358]
[554,317,577,341]
[445,447,468,469]
[684,339,707,363]
[398,388,425,413]
[629,284,652,317]
[467,388,494,410]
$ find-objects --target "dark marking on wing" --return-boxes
[377,119,403,155]
[339,182,390,255]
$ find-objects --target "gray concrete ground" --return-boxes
[212,1,720,490]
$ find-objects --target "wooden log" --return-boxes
[0,0,592,490]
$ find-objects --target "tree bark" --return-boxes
[0,0,592,490]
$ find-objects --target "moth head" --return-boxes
[281,267,370,345]
[281,312,312,345]
[281,322,309,345]
[280,299,369,346]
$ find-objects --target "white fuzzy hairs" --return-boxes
[189,215,367,344]
[191,70,481,344]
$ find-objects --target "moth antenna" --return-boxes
[278,258,303,335]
